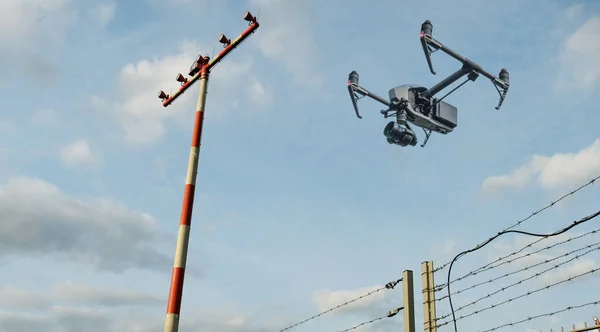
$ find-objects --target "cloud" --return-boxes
[312,284,398,318]
[99,40,270,145]
[482,138,600,192]
[87,2,115,28]
[0,177,170,273]
[0,0,76,82]
[59,139,99,168]
[0,283,160,310]
[0,294,287,332]
[250,0,323,89]
[28,109,59,127]
[539,258,597,285]
[430,240,457,261]
[557,15,600,89]
[0,0,71,43]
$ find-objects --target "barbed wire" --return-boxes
[480,300,600,332]
[437,243,600,314]
[435,237,600,300]
[278,278,402,331]
[338,307,403,332]
[436,266,600,327]
[432,174,600,275]
[442,208,600,332]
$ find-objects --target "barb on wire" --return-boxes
[436,266,600,327]
[434,228,600,292]
[338,307,403,332]
[443,208,600,332]
[438,244,600,315]
[436,238,600,301]
[431,174,600,275]
[278,278,402,332]
[479,300,600,332]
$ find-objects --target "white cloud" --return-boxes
[0,0,71,43]
[0,283,160,310]
[564,4,584,21]
[430,239,457,262]
[482,138,600,192]
[250,0,323,89]
[59,139,99,168]
[0,0,75,73]
[101,40,268,145]
[557,15,600,89]
[28,109,59,127]
[248,78,273,109]
[539,258,597,285]
[0,177,170,273]
[312,284,398,319]
[0,291,286,332]
[88,2,115,28]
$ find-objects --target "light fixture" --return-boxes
[176,73,188,85]
[218,34,231,48]
[243,11,256,23]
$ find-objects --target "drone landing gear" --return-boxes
[420,128,432,148]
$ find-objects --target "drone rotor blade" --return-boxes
[420,20,436,75]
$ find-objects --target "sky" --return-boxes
[0,0,600,331]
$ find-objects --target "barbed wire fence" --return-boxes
[427,174,600,332]
[276,174,600,332]
[277,278,405,332]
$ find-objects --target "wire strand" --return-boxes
[436,238,600,301]
[434,227,600,292]
[338,307,403,332]
[437,244,600,320]
[278,279,402,331]
[432,175,599,274]
[437,266,600,327]
[480,300,600,332]
[444,208,600,332]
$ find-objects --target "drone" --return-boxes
[347,20,510,148]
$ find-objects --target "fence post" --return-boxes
[421,261,438,332]
[403,270,416,332]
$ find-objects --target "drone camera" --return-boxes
[384,121,418,147]
[243,11,256,23]
[158,90,169,101]
[176,73,188,84]
[219,34,231,47]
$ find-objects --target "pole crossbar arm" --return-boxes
[162,20,259,107]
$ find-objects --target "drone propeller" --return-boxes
[420,20,436,75]
[347,70,392,119]
[347,71,362,119]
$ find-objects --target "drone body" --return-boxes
[347,20,510,148]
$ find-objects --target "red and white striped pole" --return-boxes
[164,67,209,332]
[158,11,259,332]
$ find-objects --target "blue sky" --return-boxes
[1,0,600,331]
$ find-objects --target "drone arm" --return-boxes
[347,71,391,119]
[421,64,472,100]
[351,84,391,107]
[420,21,511,110]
